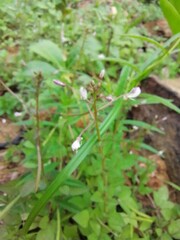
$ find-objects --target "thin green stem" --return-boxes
[35,73,43,192]
[106,25,113,57]
[92,92,108,212]
[92,93,101,142]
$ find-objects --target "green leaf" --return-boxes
[160,0,180,34]
[108,211,125,232]
[168,219,180,239]
[101,57,140,72]
[89,221,101,236]
[36,220,56,240]
[0,195,20,220]
[120,34,166,52]
[139,93,180,114]
[131,33,180,86]
[59,199,80,213]
[30,40,65,68]
[166,181,180,191]
[123,119,163,134]
[139,143,159,154]
[73,210,89,228]
[84,36,102,57]
[153,186,169,207]
[169,0,180,14]
[64,225,78,239]
[23,60,56,77]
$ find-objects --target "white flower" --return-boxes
[71,137,83,152]
[110,6,117,16]
[80,87,88,100]
[124,87,141,100]
[133,125,139,130]
[14,112,22,117]
[157,150,164,157]
[98,54,105,60]
[2,118,6,124]
[99,69,105,79]
[53,79,66,87]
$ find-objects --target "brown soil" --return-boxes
[143,19,172,38]
[0,150,25,184]
[131,76,180,202]
[0,118,20,143]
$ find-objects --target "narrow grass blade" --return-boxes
[0,195,20,220]
[140,94,180,114]
[101,57,140,72]
[123,119,164,134]
[120,34,166,52]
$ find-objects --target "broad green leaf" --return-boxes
[168,219,180,239]
[73,210,89,228]
[108,211,125,232]
[36,220,56,240]
[66,46,81,68]
[89,221,101,236]
[84,36,102,57]
[23,60,56,77]
[169,0,180,14]
[30,40,65,68]
[59,199,81,213]
[160,0,180,34]
[153,186,169,207]
[161,233,173,240]
[118,155,135,170]
[63,225,78,239]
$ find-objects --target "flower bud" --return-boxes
[99,69,105,79]
[105,95,114,102]
[53,79,66,87]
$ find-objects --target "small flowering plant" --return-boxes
[53,73,142,153]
